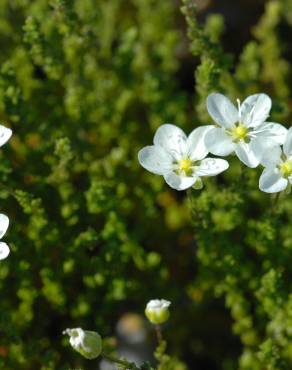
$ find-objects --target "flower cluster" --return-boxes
[138,93,289,193]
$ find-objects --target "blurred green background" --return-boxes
[0,0,291,369]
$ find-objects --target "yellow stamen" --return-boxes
[279,160,292,177]
[178,158,192,175]
[230,124,248,141]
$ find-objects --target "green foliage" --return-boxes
[154,338,187,370]
[181,1,292,368]
[0,0,291,369]
[181,0,233,121]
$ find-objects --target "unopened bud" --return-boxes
[145,299,171,325]
[63,328,102,359]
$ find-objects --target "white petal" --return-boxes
[187,125,213,161]
[253,122,287,144]
[163,172,197,191]
[0,125,12,147]
[206,93,238,128]
[0,242,10,260]
[204,127,236,156]
[153,124,187,160]
[241,94,271,127]
[196,158,229,176]
[254,139,282,168]
[284,127,292,156]
[138,146,173,175]
[0,214,9,239]
[235,141,260,168]
[259,168,288,193]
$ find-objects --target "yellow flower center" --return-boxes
[178,158,192,175]
[230,124,248,141]
[279,160,292,177]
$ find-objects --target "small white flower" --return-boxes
[138,124,229,191]
[0,125,12,147]
[145,299,171,325]
[63,328,102,359]
[0,214,10,261]
[259,127,292,193]
[205,93,287,168]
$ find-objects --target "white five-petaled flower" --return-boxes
[205,93,287,168]
[0,214,10,260]
[138,124,229,191]
[259,127,292,193]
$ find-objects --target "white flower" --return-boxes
[0,125,12,147]
[0,214,10,261]
[259,127,292,193]
[63,328,102,359]
[145,299,171,325]
[138,124,229,191]
[205,93,287,168]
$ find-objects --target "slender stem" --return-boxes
[273,191,280,206]
[186,188,196,219]
[102,352,140,369]
[240,162,245,180]
[271,191,281,214]
[186,188,193,205]
[154,324,168,367]
[238,162,247,193]
[155,325,162,344]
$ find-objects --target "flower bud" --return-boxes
[63,328,102,359]
[145,299,171,325]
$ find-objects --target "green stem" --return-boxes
[271,191,281,214]
[186,188,192,203]
[155,325,162,344]
[237,162,248,194]
[240,162,246,181]
[186,188,196,219]
[187,188,203,227]
[154,325,168,368]
[102,352,140,369]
